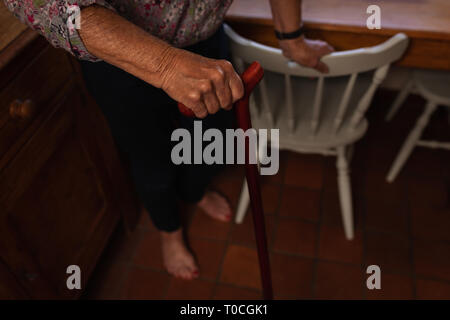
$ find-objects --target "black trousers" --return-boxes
[80,25,233,232]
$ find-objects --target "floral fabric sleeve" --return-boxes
[3,0,116,61]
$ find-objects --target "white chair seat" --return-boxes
[414,70,450,106]
[250,70,373,150]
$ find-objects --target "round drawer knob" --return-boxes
[9,99,35,120]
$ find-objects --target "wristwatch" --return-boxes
[274,25,304,40]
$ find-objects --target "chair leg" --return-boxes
[385,78,414,122]
[336,146,354,240]
[386,101,437,183]
[235,179,250,224]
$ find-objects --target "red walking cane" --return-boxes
[178,62,273,300]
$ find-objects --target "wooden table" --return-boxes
[226,0,450,70]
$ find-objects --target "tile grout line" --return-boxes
[212,150,289,298]
[267,150,289,299]
[87,223,146,299]
[211,167,250,299]
[404,178,418,299]
[311,156,327,299]
[360,149,370,300]
[360,193,368,299]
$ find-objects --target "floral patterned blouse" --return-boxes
[3,0,233,61]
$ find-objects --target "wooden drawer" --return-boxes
[0,35,138,299]
[0,45,72,165]
[0,88,120,298]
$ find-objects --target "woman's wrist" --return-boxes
[154,46,185,90]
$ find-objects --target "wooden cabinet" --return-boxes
[0,35,139,299]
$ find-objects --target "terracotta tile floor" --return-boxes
[83,90,450,300]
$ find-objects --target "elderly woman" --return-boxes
[5,0,333,280]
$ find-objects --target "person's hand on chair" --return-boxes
[280,36,335,73]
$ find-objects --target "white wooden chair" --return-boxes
[385,69,450,182]
[224,24,409,240]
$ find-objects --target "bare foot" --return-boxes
[197,191,233,222]
[160,229,199,280]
